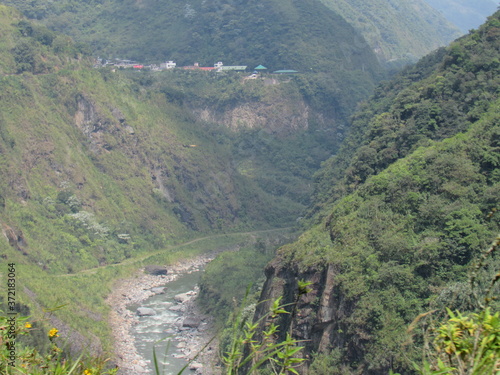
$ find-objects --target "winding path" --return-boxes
[57,227,292,277]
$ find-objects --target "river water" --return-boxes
[130,271,203,375]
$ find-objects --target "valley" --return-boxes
[0,2,498,375]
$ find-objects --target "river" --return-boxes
[107,254,216,375]
[130,270,204,375]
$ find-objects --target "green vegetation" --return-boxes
[198,232,296,328]
[0,9,310,273]
[0,1,498,374]
[0,0,379,75]
[222,293,310,375]
[255,11,500,375]
[0,310,118,374]
[416,307,500,374]
[1,294,308,375]
[0,0,460,71]
[0,6,333,357]
[312,12,500,215]
[122,69,364,210]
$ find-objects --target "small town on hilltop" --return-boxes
[94,58,299,75]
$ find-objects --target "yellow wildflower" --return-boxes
[83,370,92,375]
[48,328,59,338]
[25,322,32,329]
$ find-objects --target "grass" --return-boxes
[1,228,294,355]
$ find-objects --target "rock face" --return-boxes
[2,224,28,255]
[193,97,311,136]
[254,258,348,374]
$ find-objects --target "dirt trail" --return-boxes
[57,227,291,277]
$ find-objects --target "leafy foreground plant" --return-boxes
[394,233,500,375]
[222,282,311,375]
[417,307,500,375]
[0,314,117,375]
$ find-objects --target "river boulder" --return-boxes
[169,304,184,312]
[151,286,166,294]
[136,307,156,316]
[182,316,202,328]
[189,362,203,372]
[174,291,195,303]
[144,265,168,275]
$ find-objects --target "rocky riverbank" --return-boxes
[106,254,219,375]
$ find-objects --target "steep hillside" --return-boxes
[0,0,382,76]
[254,11,500,375]
[312,12,500,216]
[120,61,378,211]
[0,0,462,69]
[0,5,314,275]
[319,0,460,65]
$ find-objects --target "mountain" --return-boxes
[0,0,497,371]
[319,0,461,65]
[0,0,458,68]
[253,11,500,374]
[423,0,499,32]
[0,2,384,354]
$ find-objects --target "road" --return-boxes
[57,227,292,277]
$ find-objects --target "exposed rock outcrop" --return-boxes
[191,94,314,137]
[254,258,354,374]
[2,224,28,255]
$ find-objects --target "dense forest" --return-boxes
[319,0,460,65]
[250,11,500,374]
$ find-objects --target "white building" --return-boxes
[160,61,177,69]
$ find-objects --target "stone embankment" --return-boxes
[106,254,218,375]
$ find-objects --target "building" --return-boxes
[218,65,248,72]
[272,69,299,74]
[183,62,217,71]
[160,61,177,69]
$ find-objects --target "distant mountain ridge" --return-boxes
[319,0,461,65]
[423,0,499,32]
